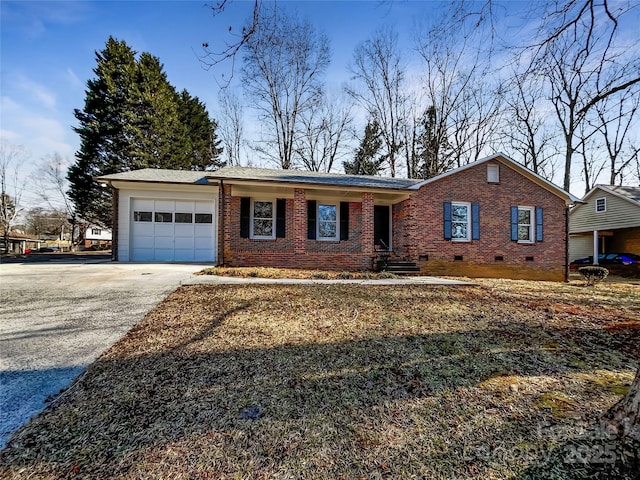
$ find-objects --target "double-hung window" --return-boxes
[317,203,338,241]
[251,200,275,239]
[517,206,534,243]
[451,202,471,242]
[595,198,606,212]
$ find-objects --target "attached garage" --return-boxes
[97,169,220,263]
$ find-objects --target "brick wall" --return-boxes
[394,161,568,281]
[223,186,375,271]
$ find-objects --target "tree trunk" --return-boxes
[602,367,640,441]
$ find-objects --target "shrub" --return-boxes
[578,266,609,286]
[312,272,329,279]
[339,272,354,279]
[378,271,397,279]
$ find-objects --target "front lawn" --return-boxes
[1,279,638,479]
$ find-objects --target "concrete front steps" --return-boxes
[376,259,421,275]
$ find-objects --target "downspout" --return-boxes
[564,205,570,283]
[218,179,224,266]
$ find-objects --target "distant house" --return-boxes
[0,231,42,254]
[83,223,112,250]
[96,153,579,281]
[569,185,640,263]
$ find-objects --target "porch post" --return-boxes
[362,192,374,256]
[593,230,599,265]
[294,188,306,254]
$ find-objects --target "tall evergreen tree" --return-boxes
[343,120,385,176]
[130,53,188,170]
[415,106,452,179]
[177,90,224,171]
[68,37,223,226]
[69,37,138,226]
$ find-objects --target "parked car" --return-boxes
[571,253,640,266]
[37,247,59,253]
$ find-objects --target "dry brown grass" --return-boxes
[197,266,397,279]
[1,279,638,479]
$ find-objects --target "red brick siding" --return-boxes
[394,161,567,280]
[223,186,375,271]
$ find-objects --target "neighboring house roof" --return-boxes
[582,184,640,207]
[569,184,640,233]
[409,153,581,204]
[207,166,420,190]
[0,231,40,241]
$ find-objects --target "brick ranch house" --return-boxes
[96,153,580,281]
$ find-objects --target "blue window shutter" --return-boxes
[240,197,250,238]
[472,203,480,240]
[536,207,543,242]
[443,202,452,240]
[276,199,286,238]
[510,206,518,241]
[307,200,316,239]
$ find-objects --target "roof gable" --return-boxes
[409,153,580,204]
[582,185,640,208]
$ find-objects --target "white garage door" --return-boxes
[130,198,216,262]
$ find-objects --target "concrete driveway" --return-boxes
[0,259,209,448]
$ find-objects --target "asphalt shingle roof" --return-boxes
[96,169,210,184]
[97,166,421,190]
[208,166,420,190]
[604,185,640,205]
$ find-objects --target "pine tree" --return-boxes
[69,37,138,226]
[343,120,385,176]
[177,90,224,171]
[415,106,452,180]
[68,37,224,226]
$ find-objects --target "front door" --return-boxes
[374,205,391,250]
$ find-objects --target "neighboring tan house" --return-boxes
[96,153,579,281]
[569,185,640,263]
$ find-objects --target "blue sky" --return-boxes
[1,1,446,183]
[3,0,636,208]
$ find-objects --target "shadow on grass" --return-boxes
[1,331,636,477]
[1,283,638,479]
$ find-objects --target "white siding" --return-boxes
[115,184,218,262]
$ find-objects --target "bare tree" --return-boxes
[0,143,27,253]
[241,6,330,169]
[32,153,82,249]
[592,88,640,185]
[529,0,640,192]
[415,2,501,172]
[500,70,558,179]
[294,91,354,173]
[347,28,406,177]
[218,89,245,166]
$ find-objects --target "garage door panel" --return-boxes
[130,197,216,262]
[154,200,175,211]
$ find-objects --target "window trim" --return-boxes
[595,197,606,213]
[250,198,276,240]
[487,164,500,183]
[316,202,339,241]
[517,206,535,244]
[451,201,471,242]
